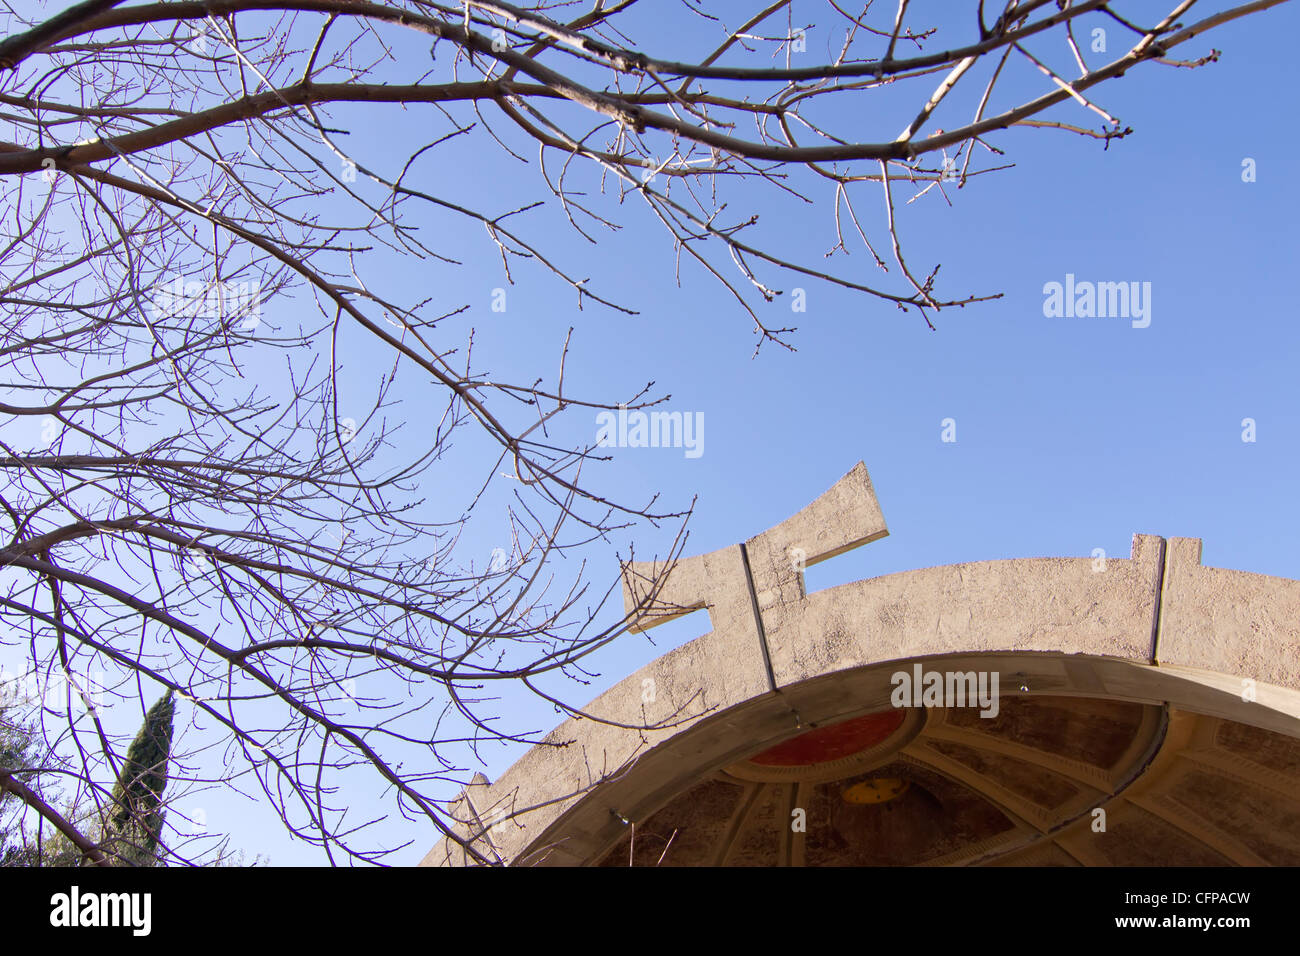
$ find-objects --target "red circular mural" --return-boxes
[748,710,905,766]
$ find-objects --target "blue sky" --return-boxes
[369,0,1298,865]
[6,0,1298,866]
[259,0,1300,865]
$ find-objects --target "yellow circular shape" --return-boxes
[842,778,910,805]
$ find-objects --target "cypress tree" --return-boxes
[107,689,175,866]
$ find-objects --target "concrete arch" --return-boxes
[422,463,1300,867]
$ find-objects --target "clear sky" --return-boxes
[387,0,1300,866]
[7,0,1298,866]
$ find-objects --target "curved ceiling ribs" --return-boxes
[592,699,1300,866]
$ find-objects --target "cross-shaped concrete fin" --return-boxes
[619,462,889,641]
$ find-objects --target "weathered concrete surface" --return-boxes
[1157,536,1300,694]
[422,772,499,867]
[425,617,773,867]
[420,463,1300,867]
[764,534,1165,688]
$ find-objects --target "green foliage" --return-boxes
[0,704,39,779]
[210,847,271,867]
[0,812,101,867]
[2,690,254,866]
[2,690,178,866]
[0,701,88,866]
[104,690,175,866]
[1,702,40,861]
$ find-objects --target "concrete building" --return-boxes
[422,463,1300,866]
